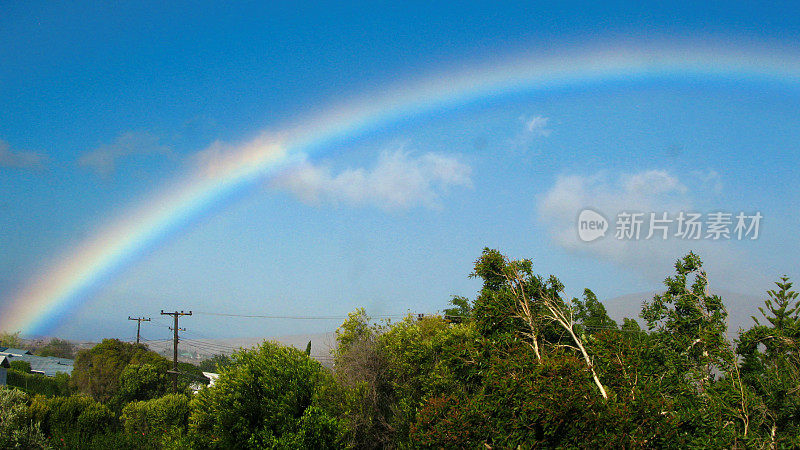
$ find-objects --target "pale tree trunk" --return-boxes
[507,270,542,360]
[543,300,608,399]
[504,265,607,399]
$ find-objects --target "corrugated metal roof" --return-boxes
[0,347,33,356]
[5,354,73,377]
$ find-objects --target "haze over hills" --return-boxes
[601,289,765,337]
[142,332,337,366]
[131,289,765,367]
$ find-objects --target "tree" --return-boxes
[573,288,617,334]
[641,252,730,388]
[36,338,77,359]
[0,387,47,449]
[737,276,800,445]
[116,363,170,404]
[333,307,381,362]
[641,252,753,444]
[0,331,23,348]
[189,341,338,448]
[471,248,528,341]
[326,309,394,449]
[443,295,473,319]
[198,354,232,373]
[71,339,170,403]
[502,259,609,398]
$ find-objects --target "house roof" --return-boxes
[0,347,33,356]
[5,354,73,377]
[0,355,9,369]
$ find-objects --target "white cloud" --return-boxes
[621,170,687,196]
[536,169,767,293]
[273,150,472,210]
[525,115,552,137]
[691,168,724,193]
[508,115,552,152]
[0,139,47,169]
[79,131,170,177]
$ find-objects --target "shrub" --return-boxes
[30,394,116,437]
[116,363,170,404]
[0,386,48,449]
[10,360,31,372]
[71,339,170,403]
[121,393,191,436]
[7,369,72,397]
[189,341,339,448]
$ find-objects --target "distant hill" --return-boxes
[102,289,768,365]
[601,289,765,337]
[143,332,337,366]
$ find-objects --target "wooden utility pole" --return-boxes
[160,310,192,392]
[127,316,151,344]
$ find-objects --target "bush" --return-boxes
[10,360,31,372]
[7,369,72,397]
[198,354,231,373]
[189,341,339,448]
[30,394,116,437]
[71,339,170,403]
[121,393,191,436]
[116,363,170,404]
[36,338,77,359]
[0,386,48,449]
[52,430,160,450]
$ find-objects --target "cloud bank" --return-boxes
[536,169,767,293]
[274,150,472,210]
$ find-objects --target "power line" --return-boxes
[183,339,238,352]
[181,339,239,354]
[192,311,407,320]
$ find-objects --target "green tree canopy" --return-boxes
[36,338,77,359]
[71,339,170,403]
[189,340,338,448]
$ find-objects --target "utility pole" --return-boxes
[160,310,192,392]
[127,316,151,344]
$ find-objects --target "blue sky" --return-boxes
[1,2,799,340]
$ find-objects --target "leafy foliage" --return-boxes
[7,369,72,397]
[71,339,170,403]
[198,353,232,373]
[36,338,77,359]
[121,393,191,436]
[10,360,32,373]
[4,249,799,448]
[0,330,24,348]
[116,363,171,404]
[0,386,48,449]
[737,276,800,446]
[189,340,338,448]
[30,394,116,437]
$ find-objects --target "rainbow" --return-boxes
[2,42,799,335]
